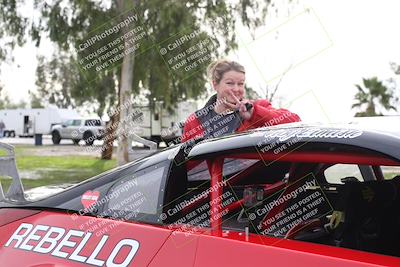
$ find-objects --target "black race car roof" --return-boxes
[185,122,400,161]
[103,122,400,165]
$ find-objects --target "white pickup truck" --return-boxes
[51,118,105,145]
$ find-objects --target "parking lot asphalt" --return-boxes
[0,135,159,159]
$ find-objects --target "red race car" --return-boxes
[1,123,400,266]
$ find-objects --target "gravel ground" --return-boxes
[0,135,159,159]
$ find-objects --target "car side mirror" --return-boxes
[62,124,67,128]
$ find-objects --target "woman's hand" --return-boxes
[225,91,254,120]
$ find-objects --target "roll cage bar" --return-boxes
[194,150,400,236]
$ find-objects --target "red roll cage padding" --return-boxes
[182,158,287,216]
[222,199,244,214]
[208,158,224,236]
[230,151,400,166]
[181,159,266,215]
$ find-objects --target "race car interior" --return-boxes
[163,143,400,258]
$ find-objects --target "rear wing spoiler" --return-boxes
[0,142,25,202]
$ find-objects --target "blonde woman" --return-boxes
[182,60,300,142]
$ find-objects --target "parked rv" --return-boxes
[130,101,198,145]
[0,108,79,137]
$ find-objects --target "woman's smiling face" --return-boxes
[213,70,246,106]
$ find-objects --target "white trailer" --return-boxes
[130,101,198,144]
[0,108,79,137]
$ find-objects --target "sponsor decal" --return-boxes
[4,223,140,267]
[261,128,363,142]
[81,191,100,210]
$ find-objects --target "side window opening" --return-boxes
[163,158,292,232]
[72,120,81,126]
[64,120,73,126]
[102,162,168,224]
[167,146,400,259]
[381,166,400,179]
[324,164,363,184]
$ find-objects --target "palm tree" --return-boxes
[352,77,397,117]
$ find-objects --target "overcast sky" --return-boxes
[232,0,400,122]
[1,0,399,122]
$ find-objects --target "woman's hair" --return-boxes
[207,59,245,84]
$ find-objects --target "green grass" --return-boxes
[16,155,115,171]
[0,146,117,191]
[384,173,400,180]
[0,150,7,157]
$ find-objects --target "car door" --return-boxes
[59,119,73,138]
[182,137,400,267]
[68,119,82,139]
[0,158,176,266]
